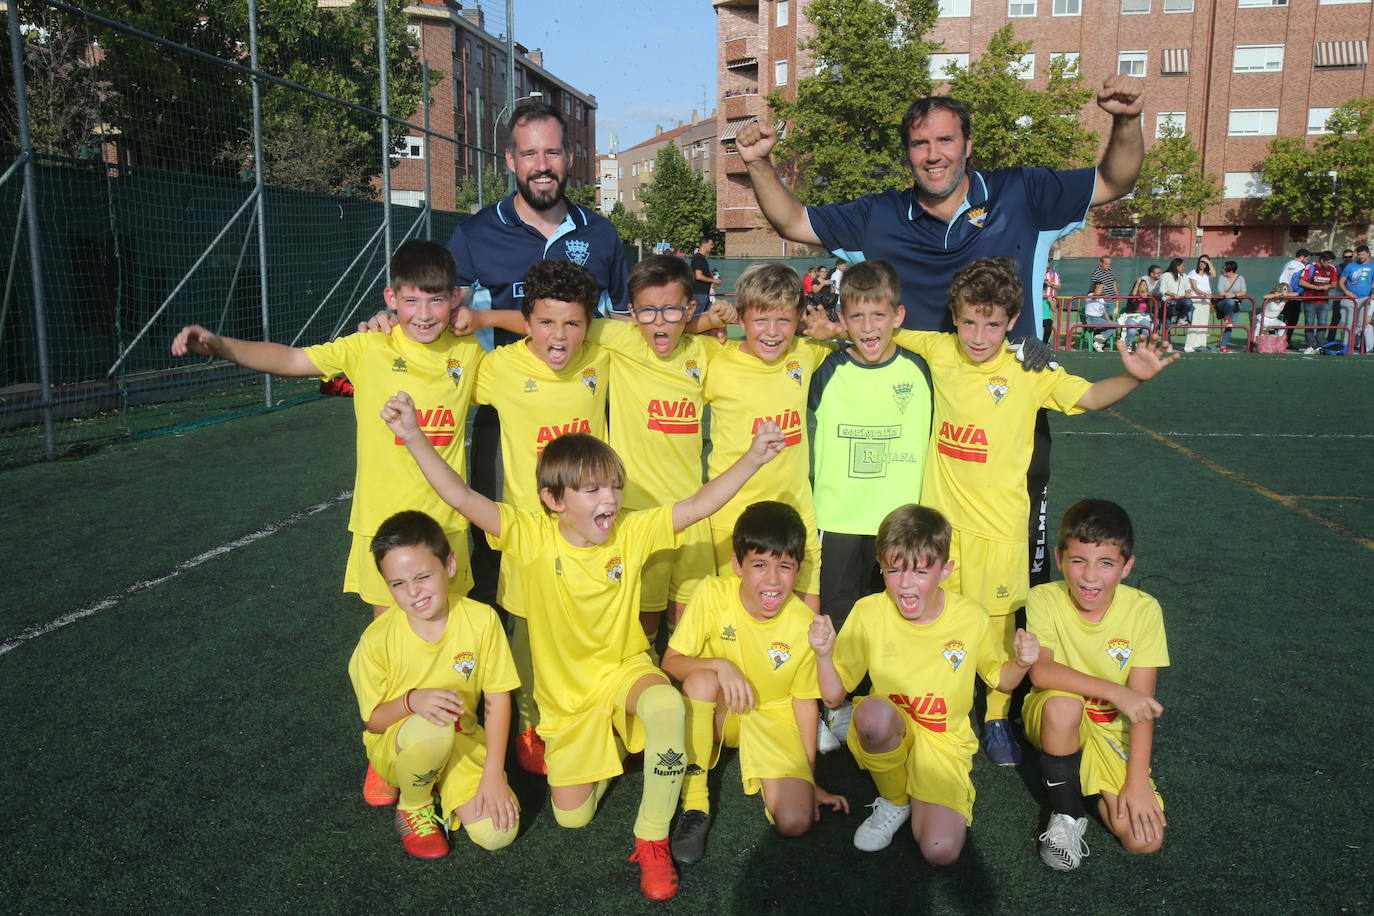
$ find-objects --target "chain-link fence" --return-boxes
[1,0,501,465]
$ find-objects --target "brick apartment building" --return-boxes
[713,0,1373,259]
[607,112,720,217]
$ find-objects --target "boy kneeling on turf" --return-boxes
[661,501,850,866]
[382,391,784,900]
[809,504,1040,865]
[1026,499,1168,872]
[347,510,520,860]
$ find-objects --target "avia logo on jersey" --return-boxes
[784,359,803,385]
[446,358,464,387]
[1085,695,1119,724]
[987,376,1008,404]
[581,367,599,395]
[684,359,702,383]
[942,639,966,672]
[395,404,459,447]
[889,692,948,732]
[936,421,988,463]
[535,418,593,454]
[752,410,803,448]
[565,239,591,267]
[767,641,791,669]
[647,397,700,434]
[453,651,476,680]
[892,381,913,413]
[605,557,623,582]
[1107,637,1132,669]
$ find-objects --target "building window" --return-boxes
[1161,48,1190,74]
[1307,107,1334,133]
[1238,0,1288,5]
[1050,51,1081,73]
[1318,0,1371,4]
[1233,44,1284,72]
[1117,51,1147,77]
[1164,0,1194,9]
[1053,0,1081,12]
[1155,112,1186,136]
[618,166,624,179]
[632,163,640,177]
[929,53,969,79]
[774,59,789,87]
[390,189,426,208]
[1014,53,1035,78]
[1314,40,1369,69]
[776,0,789,26]
[1122,0,1150,12]
[939,0,971,16]
[394,135,425,159]
[1228,109,1279,135]
[1009,0,1037,15]
[1223,172,1271,198]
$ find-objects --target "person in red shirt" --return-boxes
[1298,250,1341,353]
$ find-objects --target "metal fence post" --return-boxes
[7,0,56,458]
[505,0,515,194]
[475,86,484,209]
[422,60,432,240]
[247,0,272,408]
[376,0,393,257]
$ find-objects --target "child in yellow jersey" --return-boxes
[661,501,850,866]
[881,257,1177,767]
[382,390,785,901]
[171,240,482,618]
[1026,499,1168,872]
[346,510,519,860]
[702,262,835,609]
[809,504,1041,866]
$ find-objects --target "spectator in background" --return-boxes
[1184,255,1216,351]
[1342,249,1354,271]
[690,237,716,316]
[1339,245,1373,353]
[1158,258,1191,326]
[802,265,817,297]
[1277,248,1310,345]
[1042,263,1063,344]
[1082,280,1116,350]
[832,260,846,293]
[1090,255,1119,297]
[1298,250,1340,353]
[1214,260,1246,352]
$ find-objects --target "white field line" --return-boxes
[1060,431,1374,439]
[0,491,351,658]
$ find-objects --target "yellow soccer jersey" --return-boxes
[346,596,520,759]
[489,503,675,724]
[702,337,834,527]
[670,575,822,708]
[833,590,1005,748]
[1026,581,1169,729]
[474,338,610,512]
[304,326,483,535]
[893,331,1092,542]
[590,320,724,510]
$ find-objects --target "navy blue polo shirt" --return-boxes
[806,167,1096,338]
[445,194,630,347]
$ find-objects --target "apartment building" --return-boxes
[614,112,720,216]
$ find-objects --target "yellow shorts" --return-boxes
[538,654,666,788]
[363,718,489,823]
[641,518,716,612]
[946,529,1027,617]
[710,523,822,596]
[847,695,979,826]
[1023,689,1164,809]
[346,528,474,608]
[709,701,813,796]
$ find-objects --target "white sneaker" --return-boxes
[816,716,841,754]
[826,700,854,746]
[1303,347,1318,354]
[853,796,911,852]
[1038,812,1090,871]
[1091,339,1105,352]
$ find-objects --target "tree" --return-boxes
[564,183,598,208]
[1097,122,1221,226]
[943,26,1097,170]
[767,0,939,204]
[0,1,103,157]
[607,202,649,248]
[1258,97,1374,249]
[638,143,717,251]
[452,165,505,214]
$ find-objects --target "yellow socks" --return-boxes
[552,780,609,829]
[394,715,455,810]
[680,697,716,813]
[857,740,910,806]
[632,683,686,840]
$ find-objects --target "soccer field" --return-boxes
[2,351,1371,913]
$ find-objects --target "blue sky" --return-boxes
[506,0,719,154]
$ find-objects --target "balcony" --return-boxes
[724,35,758,67]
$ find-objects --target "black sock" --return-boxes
[1041,751,1087,819]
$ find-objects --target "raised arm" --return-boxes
[995,628,1041,692]
[381,391,503,537]
[1076,335,1178,411]
[807,614,849,709]
[672,420,785,532]
[735,121,824,246]
[170,326,321,377]
[1091,75,1146,206]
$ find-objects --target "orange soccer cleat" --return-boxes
[363,763,399,807]
[394,804,450,859]
[629,837,680,901]
[515,726,547,775]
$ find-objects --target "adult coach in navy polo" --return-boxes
[732,76,1146,339]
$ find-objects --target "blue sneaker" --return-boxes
[982,719,1022,766]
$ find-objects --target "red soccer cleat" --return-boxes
[320,375,355,397]
[394,804,450,859]
[629,837,680,901]
[363,762,399,806]
[515,726,547,775]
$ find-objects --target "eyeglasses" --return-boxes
[632,305,688,324]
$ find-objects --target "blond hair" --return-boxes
[734,262,803,318]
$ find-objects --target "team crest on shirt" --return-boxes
[581,367,598,394]
[987,376,1009,404]
[446,358,463,387]
[565,239,591,267]
[942,639,966,672]
[1107,637,1132,669]
[453,651,476,680]
[891,381,913,412]
[785,359,803,385]
[684,359,701,383]
[966,206,987,228]
[605,557,623,582]
[767,641,791,669]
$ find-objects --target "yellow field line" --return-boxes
[1105,409,1374,552]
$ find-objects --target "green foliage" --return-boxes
[1099,122,1221,225]
[767,0,939,204]
[564,183,598,208]
[608,201,649,247]
[452,165,506,213]
[1258,97,1374,248]
[0,1,103,157]
[638,143,717,251]
[944,26,1097,170]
